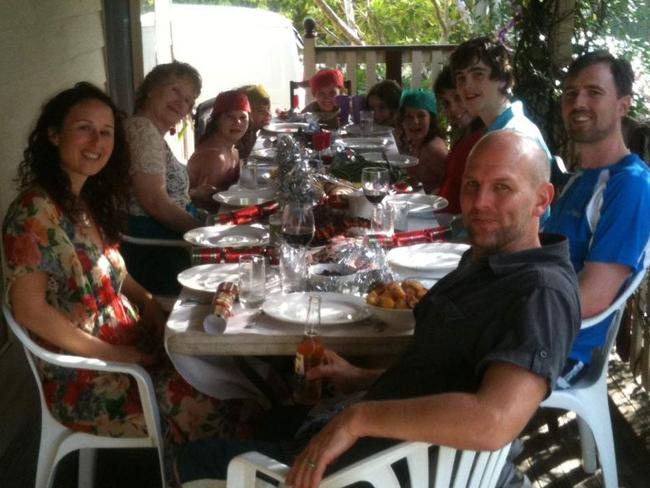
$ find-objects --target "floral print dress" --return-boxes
[2,188,261,443]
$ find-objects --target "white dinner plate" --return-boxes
[363,152,419,169]
[343,124,394,137]
[184,224,269,248]
[213,186,275,207]
[263,292,370,325]
[250,147,277,161]
[177,263,239,292]
[339,137,389,153]
[387,242,470,277]
[262,122,309,135]
[386,193,448,216]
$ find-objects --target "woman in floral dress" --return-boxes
[2,83,262,445]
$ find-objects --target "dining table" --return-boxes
[163,122,465,403]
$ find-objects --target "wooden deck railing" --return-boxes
[302,19,455,96]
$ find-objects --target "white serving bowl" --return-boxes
[366,304,415,329]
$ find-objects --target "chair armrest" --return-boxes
[226,451,290,487]
[581,269,646,329]
[121,234,191,248]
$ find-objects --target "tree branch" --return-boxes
[431,0,449,41]
[314,0,364,45]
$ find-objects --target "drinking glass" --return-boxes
[238,255,266,309]
[280,243,307,293]
[280,203,315,293]
[239,159,258,189]
[389,200,409,233]
[268,212,283,246]
[359,110,374,136]
[370,204,394,237]
[361,167,390,206]
[281,203,315,248]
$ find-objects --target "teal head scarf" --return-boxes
[399,88,437,114]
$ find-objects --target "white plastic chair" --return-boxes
[2,304,166,488]
[541,269,647,488]
[226,441,511,488]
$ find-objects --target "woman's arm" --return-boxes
[10,272,157,365]
[121,274,166,339]
[131,171,202,233]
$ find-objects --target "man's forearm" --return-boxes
[348,363,547,452]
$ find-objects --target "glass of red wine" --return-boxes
[361,167,390,206]
[281,202,315,248]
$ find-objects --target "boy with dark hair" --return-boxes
[434,66,484,213]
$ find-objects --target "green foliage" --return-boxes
[171,0,650,145]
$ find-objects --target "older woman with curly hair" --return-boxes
[2,82,263,453]
[122,61,215,295]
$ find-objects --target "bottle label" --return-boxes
[295,352,305,376]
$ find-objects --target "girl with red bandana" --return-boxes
[187,90,251,211]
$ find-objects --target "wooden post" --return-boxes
[385,50,402,86]
[303,17,317,81]
[302,17,317,105]
[550,0,575,69]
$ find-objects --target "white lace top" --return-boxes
[124,116,191,216]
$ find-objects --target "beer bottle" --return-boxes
[293,295,324,405]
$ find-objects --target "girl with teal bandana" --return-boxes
[399,89,448,193]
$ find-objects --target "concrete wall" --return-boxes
[0,1,109,484]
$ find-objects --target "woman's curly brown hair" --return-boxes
[17,82,130,244]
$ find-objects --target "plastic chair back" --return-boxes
[226,441,511,488]
[194,96,216,146]
[541,269,647,488]
[2,304,166,488]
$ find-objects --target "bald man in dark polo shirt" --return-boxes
[175,130,581,488]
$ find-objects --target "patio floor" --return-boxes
[18,356,650,487]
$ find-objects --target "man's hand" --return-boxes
[306,350,383,394]
[286,405,362,488]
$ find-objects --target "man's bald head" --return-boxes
[461,129,554,258]
[468,130,550,187]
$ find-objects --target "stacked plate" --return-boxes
[385,193,448,218]
[343,123,394,137]
[339,137,389,153]
[363,152,418,169]
[177,263,239,292]
[213,185,275,207]
[387,242,469,279]
[184,224,269,248]
[263,292,369,325]
[261,122,309,135]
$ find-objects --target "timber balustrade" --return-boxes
[301,18,455,99]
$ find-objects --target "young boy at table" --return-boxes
[302,68,346,130]
[173,130,581,487]
[434,65,484,214]
[236,84,272,159]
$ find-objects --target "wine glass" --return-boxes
[281,203,315,247]
[361,167,390,206]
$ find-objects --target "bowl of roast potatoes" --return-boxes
[365,280,428,328]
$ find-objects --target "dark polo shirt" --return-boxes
[365,233,581,401]
[176,234,581,483]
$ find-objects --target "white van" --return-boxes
[165,4,303,110]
